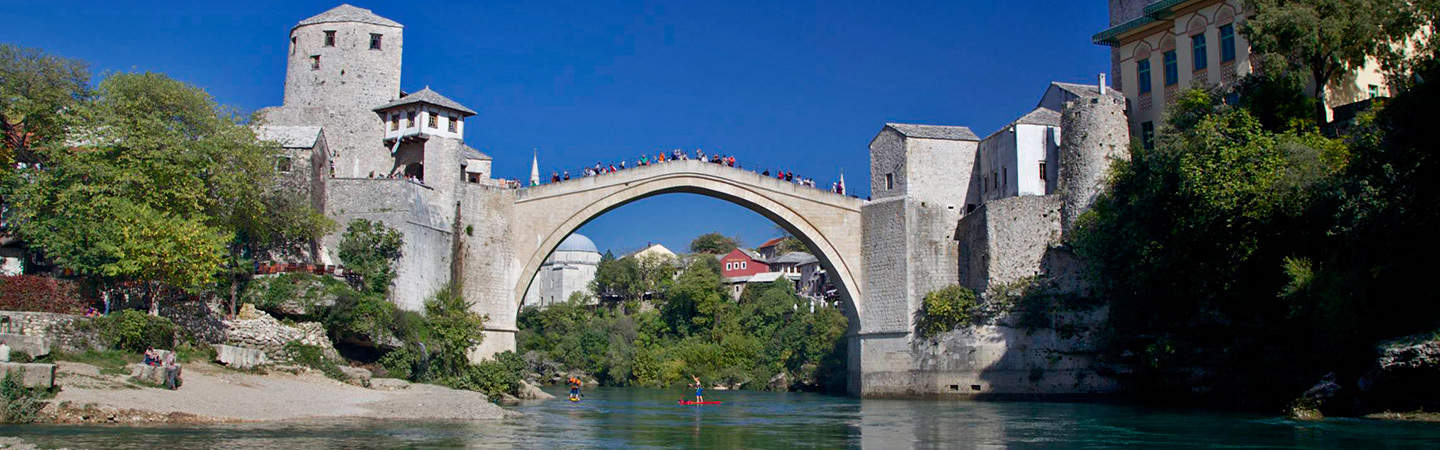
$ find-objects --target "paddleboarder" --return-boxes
[690,374,704,403]
[568,376,583,402]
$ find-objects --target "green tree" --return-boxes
[689,232,741,254]
[1244,0,1415,123]
[914,285,979,339]
[5,72,292,312]
[591,256,641,301]
[337,219,404,295]
[0,44,89,166]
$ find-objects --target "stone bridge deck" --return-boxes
[515,159,863,208]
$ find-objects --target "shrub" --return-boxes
[94,310,176,353]
[445,351,526,401]
[1,371,47,424]
[0,275,84,313]
[915,285,979,339]
[337,219,403,295]
[283,341,346,381]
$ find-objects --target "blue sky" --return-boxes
[2,0,1110,255]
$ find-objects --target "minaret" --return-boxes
[529,150,540,186]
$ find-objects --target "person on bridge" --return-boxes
[690,375,704,403]
[568,376,583,401]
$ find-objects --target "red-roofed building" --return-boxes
[755,237,786,260]
[720,248,769,278]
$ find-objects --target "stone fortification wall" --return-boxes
[869,129,906,199]
[860,198,909,335]
[1058,95,1129,234]
[909,307,1118,397]
[956,195,1063,294]
[457,184,518,360]
[322,178,455,311]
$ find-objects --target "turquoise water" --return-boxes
[5,387,1439,448]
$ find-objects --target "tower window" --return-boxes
[406,111,415,128]
[390,114,399,131]
[428,112,439,128]
[324,30,336,47]
[370,33,383,50]
[885,173,894,190]
[1368,84,1380,98]
[276,156,293,173]
[290,37,296,55]
[1039,161,1046,182]
[310,55,320,70]
[448,116,458,132]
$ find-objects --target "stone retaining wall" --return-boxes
[0,310,98,352]
[224,308,337,361]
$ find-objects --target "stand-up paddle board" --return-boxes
[678,400,723,405]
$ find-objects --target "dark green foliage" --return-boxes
[94,310,177,353]
[1073,59,1440,410]
[444,351,526,401]
[1,371,49,424]
[241,272,350,319]
[337,219,403,294]
[914,285,980,339]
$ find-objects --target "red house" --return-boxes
[720,248,769,278]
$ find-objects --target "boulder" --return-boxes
[214,344,268,369]
[497,393,522,405]
[516,379,555,400]
[338,365,372,387]
[768,372,789,391]
[129,363,181,388]
[0,333,51,358]
[369,377,411,391]
[0,362,55,388]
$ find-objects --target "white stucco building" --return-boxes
[522,233,602,308]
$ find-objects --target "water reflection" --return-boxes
[4,387,1440,448]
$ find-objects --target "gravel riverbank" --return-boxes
[41,360,516,424]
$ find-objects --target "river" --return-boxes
[5,387,1438,448]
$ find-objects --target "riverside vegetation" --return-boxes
[518,245,850,393]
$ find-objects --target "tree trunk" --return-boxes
[147,281,161,316]
[229,277,239,318]
[1313,67,1330,126]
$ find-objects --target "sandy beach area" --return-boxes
[41,360,516,424]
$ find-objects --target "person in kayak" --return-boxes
[568,376,583,401]
[690,375,704,403]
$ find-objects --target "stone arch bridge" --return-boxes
[509,160,866,319]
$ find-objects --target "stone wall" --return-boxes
[909,307,1118,397]
[956,195,1063,294]
[0,310,96,353]
[323,178,456,311]
[224,308,338,362]
[457,183,518,360]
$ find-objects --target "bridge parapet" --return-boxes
[516,160,864,210]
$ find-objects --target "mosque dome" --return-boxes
[555,233,599,254]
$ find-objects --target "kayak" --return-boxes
[678,400,723,405]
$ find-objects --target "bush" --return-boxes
[283,341,346,381]
[0,275,84,313]
[337,219,403,295]
[915,285,979,339]
[447,351,526,401]
[241,272,349,318]
[1,371,47,424]
[94,310,176,353]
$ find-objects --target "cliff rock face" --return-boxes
[1355,332,1440,412]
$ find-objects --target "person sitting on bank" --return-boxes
[0,339,10,362]
[142,347,159,366]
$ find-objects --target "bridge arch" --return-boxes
[510,160,865,326]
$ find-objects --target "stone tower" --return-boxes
[272,4,404,178]
[856,123,979,395]
[1058,94,1129,234]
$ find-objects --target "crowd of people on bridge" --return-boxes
[537,148,847,196]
